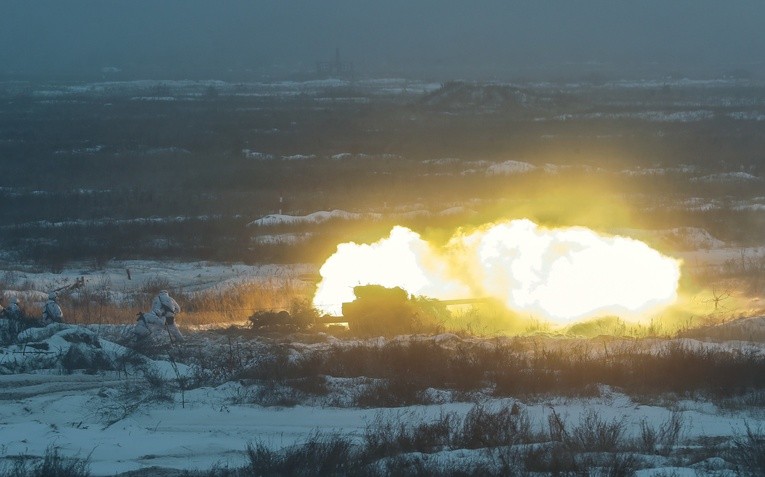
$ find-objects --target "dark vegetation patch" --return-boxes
[1,82,764,268]
[728,423,765,476]
[213,338,765,407]
[168,402,754,476]
[1,446,90,477]
[60,345,114,374]
[12,405,754,476]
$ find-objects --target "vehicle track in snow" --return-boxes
[0,374,136,400]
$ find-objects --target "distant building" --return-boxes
[316,48,354,79]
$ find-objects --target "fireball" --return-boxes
[312,219,681,325]
[312,226,470,315]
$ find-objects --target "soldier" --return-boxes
[41,292,63,325]
[134,290,183,342]
[1,297,30,343]
[5,297,23,320]
[133,310,165,340]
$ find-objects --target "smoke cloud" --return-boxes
[313,219,681,324]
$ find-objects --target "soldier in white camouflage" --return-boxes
[41,292,63,325]
[134,290,183,342]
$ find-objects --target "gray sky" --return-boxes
[1,1,764,80]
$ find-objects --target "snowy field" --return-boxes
[1,261,314,295]
[1,252,764,475]
[1,321,765,476]
[1,76,764,474]
[0,261,316,319]
[2,371,763,475]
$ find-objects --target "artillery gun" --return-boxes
[51,276,86,296]
[334,285,493,335]
[249,284,492,335]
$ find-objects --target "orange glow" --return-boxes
[313,219,681,325]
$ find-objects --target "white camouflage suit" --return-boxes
[6,298,22,319]
[41,293,63,325]
[134,290,183,341]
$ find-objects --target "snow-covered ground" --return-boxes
[0,249,763,475]
[248,206,479,227]
[1,375,760,475]
[1,323,764,476]
[0,260,315,300]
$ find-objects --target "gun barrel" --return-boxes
[436,297,493,306]
[318,297,495,325]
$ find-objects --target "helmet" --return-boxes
[48,292,58,300]
[159,290,169,295]
[10,297,18,305]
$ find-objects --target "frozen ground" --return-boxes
[0,260,315,304]
[0,323,764,476]
[0,246,763,475]
[5,260,314,292]
[0,375,759,475]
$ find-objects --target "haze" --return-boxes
[2,0,764,81]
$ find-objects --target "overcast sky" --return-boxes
[1,1,764,81]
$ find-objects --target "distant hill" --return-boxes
[419,81,573,115]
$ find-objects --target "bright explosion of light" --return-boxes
[313,219,682,325]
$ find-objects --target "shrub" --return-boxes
[139,276,174,296]
[231,337,765,407]
[1,446,90,477]
[245,434,358,477]
[456,404,532,449]
[581,453,639,477]
[35,447,90,477]
[354,376,431,408]
[729,422,765,477]
[567,409,627,453]
[184,281,305,327]
[286,375,330,397]
[362,403,535,464]
[99,366,174,427]
[638,411,685,456]
[521,442,580,475]
[363,411,455,459]
[0,318,30,345]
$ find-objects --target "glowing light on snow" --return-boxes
[313,219,681,324]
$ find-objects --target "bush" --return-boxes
[638,411,685,456]
[354,376,431,408]
[1,446,90,477]
[729,422,765,477]
[231,337,765,407]
[245,434,358,477]
[521,442,580,475]
[456,404,532,449]
[567,409,627,453]
[139,276,174,297]
[548,408,627,453]
[0,318,30,345]
[363,411,455,459]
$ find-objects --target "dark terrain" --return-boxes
[1,78,763,269]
